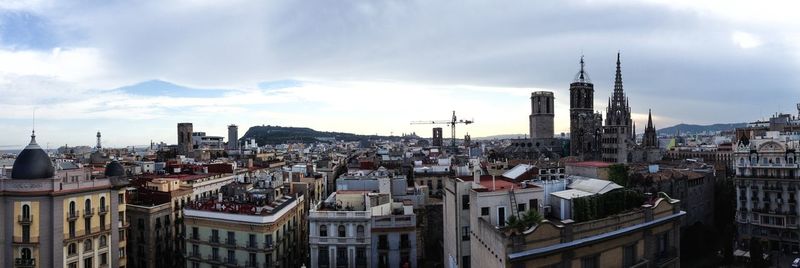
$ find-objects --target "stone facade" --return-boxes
[569,56,603,161]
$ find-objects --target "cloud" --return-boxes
[2,0,800,146]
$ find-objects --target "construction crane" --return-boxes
[411,111,474,153]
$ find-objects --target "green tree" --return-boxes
[608,164,629,186]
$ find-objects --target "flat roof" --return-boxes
[550,189,594,200]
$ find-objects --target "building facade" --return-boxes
[601,53,635,164]
[0,132,128,268]
[178,123,194,156]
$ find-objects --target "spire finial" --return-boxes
[579,55,585,80]
[31,108,36,139]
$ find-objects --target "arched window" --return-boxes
[85,199,92,214]
[100,196,106,210]
[83,239,93,251]
[69,201,76,214]
[356,225,365,237]
[21,248,31,259]
[22,204,30,219]
[319,225,328,237]
[338,225,346,237]
[99,235,107,247]
[68,243,77,255]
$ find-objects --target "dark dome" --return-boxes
[104,160,125,177]
[11,133,54,180]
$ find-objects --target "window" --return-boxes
[212,247,219,260]
[100,197,106,211]
[68,263,77,268]
[100,253,108,266]
[318,248,329,267]
[518,204,526,212]
[211,229,219,242]
[336,247,347,266]
[99,235,107,248]
[461,256,470,268]
[529,199,539,212]
[265,234,273,247]
[21,248,32,260]
[84,239,93,251]
[248,234,257,248]
[119,247,125,258]
[356,225,365,237]
[378,235,388,249]
[338,225,346,237]
[85,218,91,235]
[401,233,410,248]
[227,250,235,264]
[83,257,93,268]
[497,207,506,227]
[320,225,328,237]
[192,227,199,239]
[462,195,470,210]
[582,255,599,268]
[461,226,470,241]
[22,204,30,219]
[67,243,78,255]
[481,207,489,216]
[69,201,76,218]
[623,244,637,267]
[227,231,235,245]
[85,199,92,214]
[69,221,76,238]
[192,245,199,256]
[22,225,30,243]
[118,193,124,204]
[100,215,106,230]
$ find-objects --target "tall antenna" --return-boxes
[32,108,36,137]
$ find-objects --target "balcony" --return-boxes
[14,258,35,268]
[208,236,221,244]
[245,241,259,250]
[244,261,259,268]
[83,208,95,218]
[223,257,238,266]
[67,210,80,221]
[187,251,201,259]
[207,254,221,263]
[655,247,678,266]
[17,215,33,225]
[224,238,237,247]
[263,242,274,251]
[98,206,109,215]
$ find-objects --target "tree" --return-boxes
[608,164,629,186]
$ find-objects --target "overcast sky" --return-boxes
[1,0,799,148]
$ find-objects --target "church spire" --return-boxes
[574,55,591,83]
[647,109,654,129]
[614,52,624,95]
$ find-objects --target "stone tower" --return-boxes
[642,109,658,148]
[530,91,554,139]
[177,122,194,155]
[569,56,603,159]
[96,131,102,150]
[601,53,634,163]
[432,127,443,147]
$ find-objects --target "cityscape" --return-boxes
[1,1,799,268]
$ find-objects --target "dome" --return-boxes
[11,132,55,180]
[104,160,125,177]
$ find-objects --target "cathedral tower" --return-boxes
[530,91,554,139]
[601,53,634,163]
[569,56,603,159]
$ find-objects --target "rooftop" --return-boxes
[567,161,613,168]
[186,195,296,216]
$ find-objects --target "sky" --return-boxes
[1,0,799,148]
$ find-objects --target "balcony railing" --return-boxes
[14,258,36,267]
[84,208,95,218]
[246,241,259,249]
[98,206,109,215]
[17,215,33,225]
[223,257,238,265]
[264,242,274,250]
[225,238,237,246]
[67,210,80,221]
[209,236,220,244]
[244,261,259,268]
[207,254,221,263]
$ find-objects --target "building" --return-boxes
[569,56,603,160]
[471,194,684,267]
[601,53,635,164]
[443,170,545,268]
[184,193,306,268]
[309,190,418,268]
[178,123,194,156]
[530,91,554,140]
[432,128,444,148]
[0,132,129,268]
[228,124,239,150]
[733,132,800,253]
[126,177,193,268]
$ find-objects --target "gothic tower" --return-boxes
[530,91,554,139]
[569,56,603,159]
[601,53,634,163]
[643,109,658,148]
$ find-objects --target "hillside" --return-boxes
[240,125,401,145]
[657,123,746,135]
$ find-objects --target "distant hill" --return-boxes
[657,123,746,135]
[474,134,528,140]
[241,125,401,145]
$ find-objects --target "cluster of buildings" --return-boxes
[13,53,791,268]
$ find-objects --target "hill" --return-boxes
[241,125,402,145]
[657,123,746,135]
